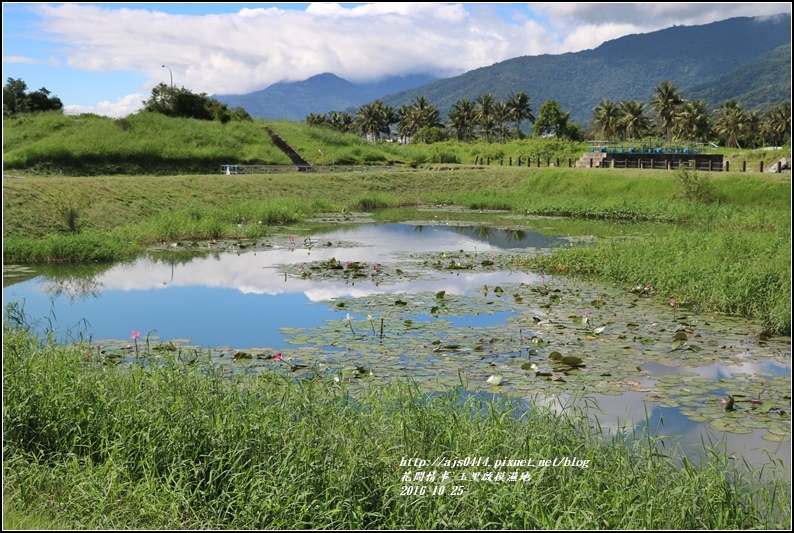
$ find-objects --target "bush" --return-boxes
[675,168,716,203]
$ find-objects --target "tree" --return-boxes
[714,100,746,148]
[674,99,711,142]
[3,77,63,116]
[650,80,683,142]
[475,93,496,142]
[446,98,477,142]
[506,91,535,138]
[534,100,576,139]
[762,102,791,147]
[617,100,650,141]
[354,99,393,141]
[592,99,620,142]
[493,101,512,143]
[141,83,243,122]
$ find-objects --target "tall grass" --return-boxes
[514,224,791,334]
[3,324,790,529]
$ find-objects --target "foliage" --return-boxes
[141,83,252,123]
[3,325,790,529]
[674,168,716,203]
[3,78,63,117]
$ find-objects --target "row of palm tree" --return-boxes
[592,80,791,148]
[306,91,536,144]
[306,80,790,148]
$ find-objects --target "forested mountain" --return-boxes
[379,14,791,126]
[687,44,791,112]
[214,73,437,121]
[217,14,791,126]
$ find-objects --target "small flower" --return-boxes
[669,300,676,307]
[131,330,141,340]
[273,352,284,362]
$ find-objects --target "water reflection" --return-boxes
[3,222,789,470]
[3,223,557,348]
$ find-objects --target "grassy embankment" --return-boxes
[3,323,790,530]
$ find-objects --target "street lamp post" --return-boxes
[162,65,173,88]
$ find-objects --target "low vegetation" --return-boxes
[3,325,789,529]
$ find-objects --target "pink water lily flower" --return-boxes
[273,352,284,362]
[131,330,141,340]
[669,300,676,307]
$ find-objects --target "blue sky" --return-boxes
[3,2,790,117]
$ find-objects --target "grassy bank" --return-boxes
[3,325,789,530]
[3,112,292,175]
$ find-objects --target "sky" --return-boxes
[2,2,791,118]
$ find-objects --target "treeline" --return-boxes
[141,83,252,123]
[2,78,63,116]
[307,80,791,149]
[3,78,253,124]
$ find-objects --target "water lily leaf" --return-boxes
[521,362,538,371]
[671,339,686,351]
[436,290,445,300]
[674,332,688,341]
[761,433,790,442]
[561,356,584,366]
[549,351,563,361]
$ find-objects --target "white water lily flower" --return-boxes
[486,374,503,386]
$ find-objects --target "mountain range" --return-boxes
[214,13,792,127]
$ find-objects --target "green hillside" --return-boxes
[2,111,292,175]
[688,44,792,112]
[379,14,792,126]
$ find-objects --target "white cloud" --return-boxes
[2,55,40,64]
[24,2,792,116]
[63,93,145,118]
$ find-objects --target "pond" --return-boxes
[3,215,791,473]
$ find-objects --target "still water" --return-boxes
[3,221,790,472]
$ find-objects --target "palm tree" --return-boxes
[673,99,711,142]
[743,110,762,149]
[714,100,746,148]
[650,80,683,142]
[617,100,650,141]
[493,101,512,143]
[447,98,477,141]
[354,100,391,141]
[305,113,328,127]
[762,102,791,147]
[328,111,354,133]
[506,91,535,138]
[592,99,620,142]
[475,93,496,142]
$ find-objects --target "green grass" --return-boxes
[3,324,790,529]
[3,112,292,174]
